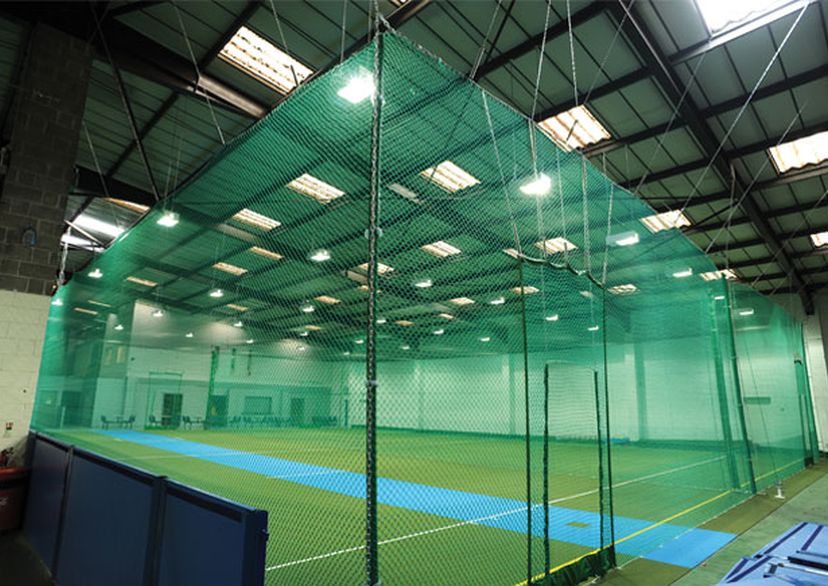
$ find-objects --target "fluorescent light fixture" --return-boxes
[503,248,520,259]
[114,324,124,331]
[106,198,149,214]
[126,275,158,288]
[414,279,433,288]
[489,297,506,305]
[438,313,454,320]
[218,25,312,94]
[395,320,414,327]
[580,290,594,299]
[700,269,738,281]
[388,183,421,203]
[315,295,341,305]
[535,237,577,254]
[545,314,559,322]
[231,208,281,231]
[519,173,552,196]
[809,231,828,248]
[209,289,224,298]
[433,329,445,335]
[338,71,375,103]
[88,300,111,308]
[152,308,164,318]
[355,339,365,345]
[298,346,307,352]
[213,262,248,276]
[186,332,194,338]
[343,351,351,356]
[538,105,611,151]
[357,262,394,275]
[420,161,480,193]
[607,231,640,247]
[305,325,322,331]
[309,249,331,263]
[770,131,828,173]
[672,268,693,278]
[88,268,103,279]
[246,339,254,344]
[696,0,789,33]
[738,308,755,317]
[449,297,475,306]
[233,320,244,328]
[299,331,309,337]
[60,233,100,250]
[587,325,600,332]
[73,307,97,316]
[51,298,63,306]
[714,295,726,301]
[511,286,539,295]
[608,283,638,295]
[74,215,125,238]
[287,173,345,204]
[300,303,315,313]
[226,303,248,312]
[249,246,283,261]
[156,212,179,227]
[641,210,692,233]
[400,345,411,351]
[376,318,387,325]
[421,241,462,258]
[479,337,491,343]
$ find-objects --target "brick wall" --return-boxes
[0,23,92,295]
[0,24,92,457]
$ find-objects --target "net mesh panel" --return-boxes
[32,32,817,585]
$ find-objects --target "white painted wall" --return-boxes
[807,311,828,452]
[0,290,50,462]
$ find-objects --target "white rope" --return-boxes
[173,1,225,145]
[529,0,553,122]
[469,0,504,81]
[267,0,300,89]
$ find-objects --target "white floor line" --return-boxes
[266,454,727,572]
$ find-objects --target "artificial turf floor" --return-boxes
[46,427,788,585]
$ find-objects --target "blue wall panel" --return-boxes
[23,438,69,571]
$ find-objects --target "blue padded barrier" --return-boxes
[21,433,268,586]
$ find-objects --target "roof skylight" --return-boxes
[810,231,828,248]
[696,0,788,33]
[511,286,540,295]
[218,25,313,94]
[538,105,611,151]
[768,131,828,174]
[213,262,248,276]
[699,269,738,281]
[535,237,577,254]
[607,283,639,295]
[421,241,462,257]
[126,276,158,288]
[231,209,281,231]
[420,161,480,193]
[287,173,345,204]
[640,210,692,233]
[249,246,283,261]
[315,295,341,305]
[226,303,248,312]
[449,297,475,306]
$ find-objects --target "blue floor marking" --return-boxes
[99,430,734,568]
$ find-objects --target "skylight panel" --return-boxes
[810,231,828,248]
[219,25,313,94]
[226,303,248,312]
[699,269,738,281]
[126,276,158,288]
[74,307,98,316]
[315,295,341,305]
[696,0,788,33]
[249,246,283,260]
[213,262,248,276]
[640,210,692,233]
[503,248,520,259]
[231,209,281,231]
[421,241,462,258]
[357,262,394,275]
[511,286,539,295]
[306,325,322,331]
[74,215,125,238]
[449,297,475,306]
[420,161,480,193]
[287,174,345,204]
[535,237,577,254]
[438,313,455,320]
[106,198,149,214]
[395,319,414,327]
[768,131,828,174]
[538,105,611,151]
[607,283,638,295]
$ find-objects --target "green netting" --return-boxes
[32,32,818,586]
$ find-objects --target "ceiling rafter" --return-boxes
[609,1,812,312]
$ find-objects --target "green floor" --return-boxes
[44,428,812,585]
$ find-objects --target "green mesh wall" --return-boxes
[32,32,818,585]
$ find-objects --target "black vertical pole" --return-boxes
[365,31,384,586]
[601,292,616,567]
[518,259,532,585]
[542,364,550,577]
[709,296,741,489]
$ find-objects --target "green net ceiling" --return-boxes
[33,32,819,586]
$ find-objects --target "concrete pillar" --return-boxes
[0,24,92,460]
